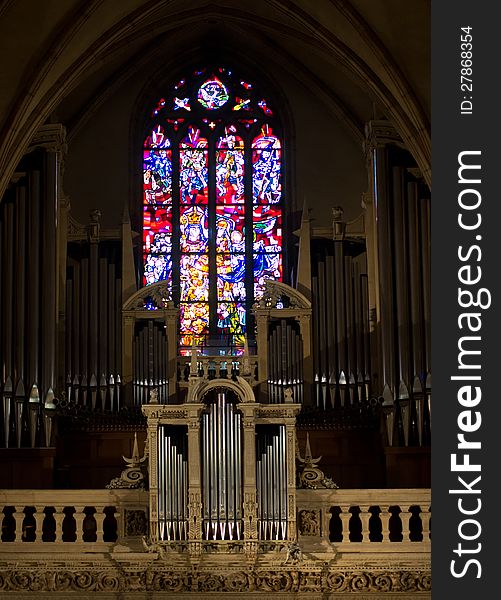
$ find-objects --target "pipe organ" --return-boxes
[143,375,301,553]
[201,391,242,540]
[365,121,431,447]
[133,320,168,405]
[1,127,64,449]
[256,425,287,540]
[267,320,304,404]
[311,240,370,410]
[157,425,188,541]
[65,238,123,411]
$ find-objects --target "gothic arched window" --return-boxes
[142,67,283,354]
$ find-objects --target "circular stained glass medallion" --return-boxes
[197,77,229,110]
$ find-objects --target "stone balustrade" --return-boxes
[296,488,430,556]
[177,355,259,383]
[0,489,148,551]
[1,487,430,556]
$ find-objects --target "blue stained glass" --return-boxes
[254,253,282,300]
[217,302,246,334]
[217,254,246,302]
[143,252,172,287]
[143,149,172,205]
[252,127,281,204]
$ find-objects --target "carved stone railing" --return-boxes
[0,489,148,552]
[0,488,430,597]
[177,355,259,384]
[296,488,430,556]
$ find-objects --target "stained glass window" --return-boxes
[143,67,283,354]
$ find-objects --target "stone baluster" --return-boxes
[379,505,391,542]
[34,506,46,542]
[95,507,105,542]
[338,505,352,542]
[399,504,412,541]
[73,506,86,542]
[53,506,66,542]
[359,505,371,542]
[14,508,25,542]
[421,505,431,541]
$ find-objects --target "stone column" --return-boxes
[240,404,258,543]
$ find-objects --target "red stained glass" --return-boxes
[142,206,172,250]
[216,205,246,250]
[144,126,170,148]
[253,205,282,249]
[143,149,172,205]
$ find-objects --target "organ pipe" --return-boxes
[201,392,242,540]
[256,426,287,540]
[157,426,188,541]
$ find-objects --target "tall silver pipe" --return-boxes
[235,411,241,533]
[325,254,336,395]
[115,277,122,391]
[27,171,41,393]
[344,255,354,379]
[171,441,177,538]
[158,427,165,540]
[227,402,234,537]
[165,435,172,540]
[14,185,26,392]
[210,400,217,536]
[202,412,209,536]
[420,197,431,376]
[334,243,346,379]
[3,201,14,395]
[407,182,424,382]
[81,257,89,387]
[89,240,99,384]
[361,275,371,393]
[65,277,73,400]
[177,450,183,538]
[107,262,116,383]
[72,262,81,390]
[280,426,287,539]
[99,256,108,387]
[220,396,227,538]
[42,151,57,398]
[317,260,327,399]
[148,320,154,389]
[273,434,279,538]
[393,167,410,392]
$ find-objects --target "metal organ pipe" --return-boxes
[201,393,242,540]
[257,426,287,540]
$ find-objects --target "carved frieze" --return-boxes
[0,562,431,594]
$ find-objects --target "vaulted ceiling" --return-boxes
[0,0,430,197]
